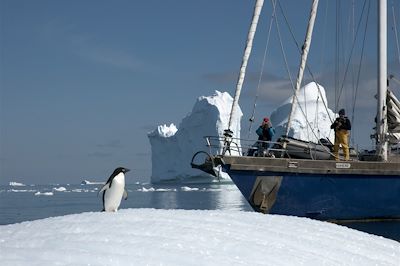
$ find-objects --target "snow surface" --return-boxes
[270,82,336,143]
[0,209,398,266]
[148,91,242,182]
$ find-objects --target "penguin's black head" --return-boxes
[114,167,130,175]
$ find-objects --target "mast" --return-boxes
[285,0,319,137]
[227,0,264,131]
[377,0,388,160]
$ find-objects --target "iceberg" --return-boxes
[148,83,338,183]
[81,180,104,185]
[9,181,26,187]
[270,82,336,143]
[148,91,242,183]
[53,186,67,192]
[34,191,54,196]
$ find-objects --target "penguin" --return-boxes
[98,167,130,212]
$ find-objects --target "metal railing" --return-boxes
[203,136,288,158]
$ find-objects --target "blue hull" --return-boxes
[227,170,400,221]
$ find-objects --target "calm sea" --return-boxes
[0,182,399,242]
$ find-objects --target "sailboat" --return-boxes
[192,0,400,222]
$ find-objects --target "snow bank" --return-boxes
[148,91,242,182]
[270,82,336,143]
[0,209,398,266]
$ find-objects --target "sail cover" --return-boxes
[387,89,400,143]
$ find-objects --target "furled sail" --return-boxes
[387,89,400,143]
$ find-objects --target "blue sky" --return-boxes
[1,0,400,184]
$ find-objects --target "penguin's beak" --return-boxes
[125,168,131,173]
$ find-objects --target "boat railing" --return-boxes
[201,135,358,160]
[202,136,289,158]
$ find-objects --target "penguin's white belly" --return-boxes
[104,175,125,212]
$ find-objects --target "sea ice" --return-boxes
[34,191,54,196]
[9,181,26,186]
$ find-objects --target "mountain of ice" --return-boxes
[148,82,336,183]
[148,91,242,183]
[270,82,336,143]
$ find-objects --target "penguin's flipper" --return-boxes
[123,189,128,200]
[97,183,109,197]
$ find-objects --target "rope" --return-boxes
[392,0,400,67]
[227,0,264,131]
[351,0,371,145]
[276,0,334,142]
[277,1,331,121]
[319,0,329,71]
[273,0,296,102]
[247,1,276,139]
[335,0,340,110]
[335,0,369,112]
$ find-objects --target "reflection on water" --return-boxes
[139,183,252,212]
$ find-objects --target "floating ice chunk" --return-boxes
[9,182,26,186]
[81,180,104,185]
[34,192,54,196]
[8,189,37,193]
[53,187,67,192]
[181,186,199,191]
[139,187,156,192]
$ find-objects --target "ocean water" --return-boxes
[1,182,399,242]
[0,182,251,225]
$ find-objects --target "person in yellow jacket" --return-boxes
[330,109,352,160]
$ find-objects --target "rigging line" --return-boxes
[344,1,357,111]
[335,0,340,111]
[277,0,333,123]
[335,0,368,111]
[350,0,356,106]
[319,0,329,70]
[227,0,264,132]
[275,0,327,144]
[273,0,296,103]
[247,0,277,139]
[273,0,323,145]
[392,0,400,67]
[351,0,371,146]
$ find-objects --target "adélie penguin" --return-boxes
[98,167,130,212]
